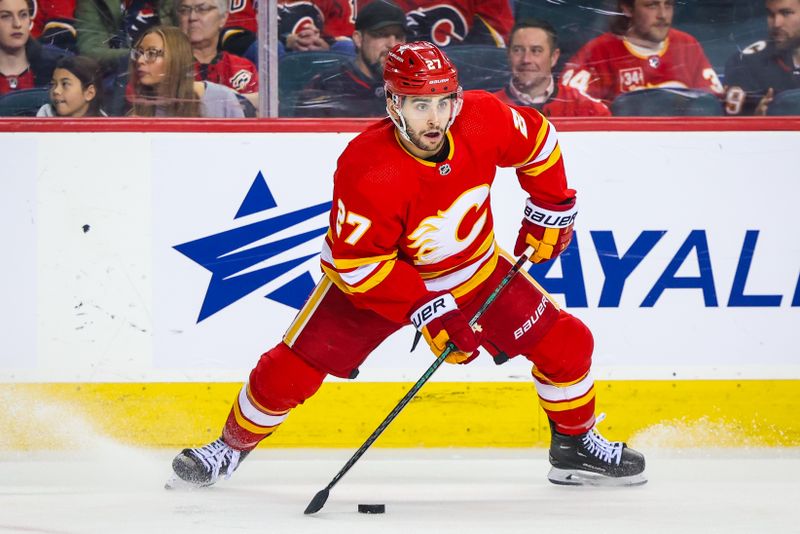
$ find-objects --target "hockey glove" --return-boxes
[409,292,482,364]
[514,197,577,263]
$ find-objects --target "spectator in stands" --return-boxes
[724,0,800,115]
[37,54,106,115]
[32,0,78,52]
[75,0,171,74]
[293,0,407,117]
[0,0,67,95]
[176,0,258,107]
[494,19,610,117]
[128,25,243,117]
[561,0,724,105]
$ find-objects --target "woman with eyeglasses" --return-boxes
[128,25,244,117]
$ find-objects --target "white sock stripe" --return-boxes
[533,372,594,402]
[237,384,289,428]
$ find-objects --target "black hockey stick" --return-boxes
[304,245,534,515]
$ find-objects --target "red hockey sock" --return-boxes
[222,343,326,450]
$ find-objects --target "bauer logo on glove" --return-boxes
[515,197,578,263]
[409,292,483,364]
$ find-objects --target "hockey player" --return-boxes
[561,0,724,105]
[494,19,610,117]
[168,41,646,490]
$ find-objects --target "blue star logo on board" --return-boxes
[174,171,331,322]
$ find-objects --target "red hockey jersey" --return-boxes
[320,91,574,323]
[0,70,35,96]
[194,52,258,94]
[493,83,611,117]
[561,29,724,104]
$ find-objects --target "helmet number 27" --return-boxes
[425,58,442,70]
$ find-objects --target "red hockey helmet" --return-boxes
[384,41,460,96]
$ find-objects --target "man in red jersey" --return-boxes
[561,0,723,105]
[167,41,646,491]
[494,19,610,117]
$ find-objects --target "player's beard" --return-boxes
[407,125,446,154]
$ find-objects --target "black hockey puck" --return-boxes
[358,504,386,514]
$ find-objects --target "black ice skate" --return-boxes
[165,438,250,489]
[547,419,646,487]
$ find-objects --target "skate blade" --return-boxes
[164,472,207,491]
[547,467,647,487]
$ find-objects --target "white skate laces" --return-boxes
[582,414,623,466]
[191,438,243,481]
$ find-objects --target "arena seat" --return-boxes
[278,51,353,117]
[610,88,724,116]
[766,88,800,116]
[445,45,510,92]
[0,87,50,117]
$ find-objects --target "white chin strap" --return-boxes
[387,88,464,143]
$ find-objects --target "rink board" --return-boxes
[2,380,799,449]
[0,122,798,448]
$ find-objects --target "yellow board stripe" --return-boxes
[2,381,799,449]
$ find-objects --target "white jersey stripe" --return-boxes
[321,240,382,287]
[423,243,495,293]
[530,123,558,165]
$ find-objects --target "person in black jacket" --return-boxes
[292,0,407,117]
[0,0,68,95]
[724,0,800,115]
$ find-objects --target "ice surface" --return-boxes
[1,445,798,534]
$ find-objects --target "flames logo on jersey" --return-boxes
[406,5,469,47]
[230,69,253,92]
[408,185,489,264]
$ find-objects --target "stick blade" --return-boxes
[304,488,330,515]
